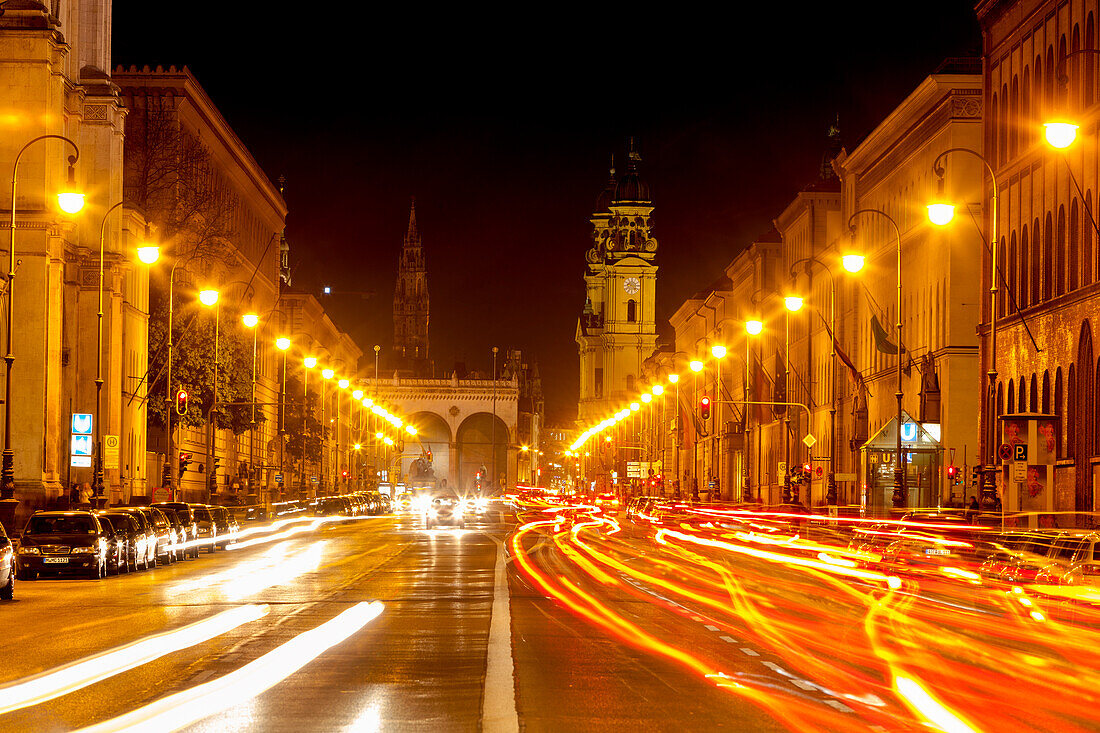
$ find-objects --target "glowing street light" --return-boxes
[689,360,704,373]
[405,425,417,436]
[338,378,349,390]
[242,313,259,328]
[275,337,291,351]
[711,344,727,359]
[784,295,803,312]
[640,393,652,403]
[630,402,640,412]
[56,159,85,214]
[1044,121,1079,149]
[668,373,680,384]
[745,320,763,336]
[199,289,219,307]
[136,245,161,264]
[322,368,334,380]
[841,254,866,273]
[303,356,318,369]
[652,384,664,396]
[352,389,364,401]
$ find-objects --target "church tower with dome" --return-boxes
[576,139,659,435]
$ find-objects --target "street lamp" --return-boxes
[789,256,840,506]
[492,346,499,494]
[136,246,161,265]
[320,368,334,493]
[849,208,906,509]
[242,313,260,497]
[199,290,222,501]
[841,254,866,274]
[4,136,84,508]
[91,203,157,503]
[274,336,291,498]
[928,147,999,506]
[337,378,349,489]
[689,360,703,373]
[784,295,804,312]
[745,320,763,336]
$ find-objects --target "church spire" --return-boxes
[393,197,429,374]
[407,196,418,239]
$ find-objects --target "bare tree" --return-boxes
[124,95,239,280]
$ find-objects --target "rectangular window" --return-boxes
[594,368,603,398]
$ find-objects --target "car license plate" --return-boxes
[43,557,69,564]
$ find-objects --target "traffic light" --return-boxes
[179,451,192,475]
[700,396,711,421]
[947,465,959,485]
[209,456,221,491]
[175,389,189,416]
[970,465,982,488]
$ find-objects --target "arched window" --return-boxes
[1086,191,1095,286]
[626,299,637,323]
[1010,75,1020,158]
[1056,367,1064,456]
[1069,364,1076,459]
[1008,232,1017,314]
[626,374,635,392]
[1033,217,1042,303]
[1043,370,1052,413]
[1008,380,1016,414]
[1020,224,1030,308]
[1057,205,1067,296]
[1073,25,1082,111]
[1031,373,1038,412]
[991,91,999,166]
[1070,199,1080,290]
[1058,36,1068,107]
[998,236,1007,317]
[1035,54,1044,125]
[1044,212,1054,301]
[1047,45,1056,108]
[1023,65,1032,148]
[1019,377,1027,412]
[1089,14,1097,107]
[1000,83,1009,167]
[997,383,1004,418]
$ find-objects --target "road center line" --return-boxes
[483,537,520,733]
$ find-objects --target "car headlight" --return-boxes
[428,508,438,518]
[71,546,96,554]
[20,546,40,555]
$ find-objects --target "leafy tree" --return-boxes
[147,289,263,436]
[282,375,325,465]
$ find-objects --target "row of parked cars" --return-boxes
[312,492,393,517]
[847,511,1100,588]
[0,503,244,598]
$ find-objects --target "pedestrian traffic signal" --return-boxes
[700,396,711,421]
[179,451,192,475]
[175,389,189,416]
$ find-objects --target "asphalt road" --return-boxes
[4,505,1087,732]
[0,508,790,732]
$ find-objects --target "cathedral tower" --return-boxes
[576,140,659,430]
[393,198,430,375]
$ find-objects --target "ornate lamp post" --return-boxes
[846,209,906,509]
[491,346,499,493]
[338,378,350,489]
[275,337,291,501]
[928,148,999,507]
[199,289,221,501]
[4,136,83,511]
[320,368,334,493]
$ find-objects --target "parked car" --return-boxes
[395,492,414,512]
[18,511,109,579]
[158,508,187,562]
[189,505,219,553]
[315,497,350,517]
[94,515,127,575]
[153,503,201,559]
[98,511,148,571]
[0,521,15,598]
[123,507,173,566]
[209,506,237,549]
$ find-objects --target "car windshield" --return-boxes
[27,515,96,534]
[103,514,134,532]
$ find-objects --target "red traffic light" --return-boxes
[700,396,711,420]
[176,389,188,402]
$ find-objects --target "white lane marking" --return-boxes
[740,648,760,657]
[719,636,737,643]
[483,538,520,733]
[824,700,854,713]
[703,624,720,632]
[761,661,787,674]
[690,615,704,622]
[790,679,817,691]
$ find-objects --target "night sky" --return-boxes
[114,4,981,424]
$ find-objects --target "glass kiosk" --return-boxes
[860,411,943,514]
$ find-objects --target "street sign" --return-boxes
[1013,444,1028,462]
[274,474,283,483]
[835,472,857,482]
[311,475,319,484]
[71,413,93,435]
[71,434,93,457]
[1011,461,1028,483]
[778,461,787,477]
[998,443,1013,462]
[103,435,120,470]
[70,456,91,468]
[815,466,823,477]
[152,487,171,503]
[803,433,817,448]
